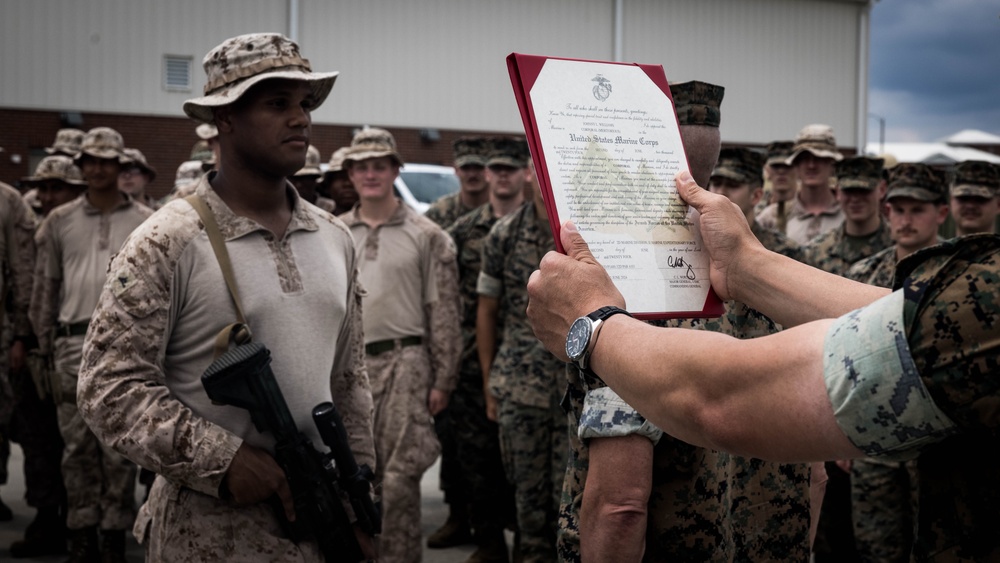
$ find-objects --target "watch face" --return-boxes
[565,317,592,361]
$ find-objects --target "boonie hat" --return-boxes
[326,147,350,174]
[22,155,86,186]
[45,128,86,156]
[485,137,529,168]
[886,163,948,203]
[711,148,764,186]
[950,160,999,198]
[836,156,884,191]
[669,81,724,128]
[73,127,130,166]
[122,148,158,181]
[453,137,489,168]
[342,128,403,167]
[174,160,204,188]
[196,123,219,140]
[183,33,338,124]
[765,141,794,167]
[787,124,843,164]
[294,145,323,177]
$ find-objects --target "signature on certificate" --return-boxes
[665,255,697,281]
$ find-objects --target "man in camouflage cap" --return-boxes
[339,127,460,561]
[949,160,999,236]
[755,140,798,230]
[76,33,377,562]
[45,128,86,157]
[289,145,337,213]
[319,146,357,215]
[425,136,490,229]
[759,124,844,244]
[118,148,159,210]
[21,155,87,217]
[195,123,220,171]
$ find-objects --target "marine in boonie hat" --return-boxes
[122,148,158,181]
[669,81,725,127]
[836,156,884,190]
[294,145,323,177]
[485,137,529,168]
[950,160,1000,198]
[765,141,794,167]
[342,127,404,167]
[174,160,204,188]
[183,33,338,124]
[326,146,350,173]
[22,155,87,186]
[73,127,131,166]
[45,128,86,156]
[886,163,948,203]
[711,147,765,186]
[453,137,489,168]
[787,124,843,164]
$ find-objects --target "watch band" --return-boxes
[588,305,632,323]
[580,306,632,373]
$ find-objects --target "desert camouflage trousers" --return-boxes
[367,344,441,563]
[851,458,918,563]
[54,335,136,530]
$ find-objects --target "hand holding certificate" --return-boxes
[508,53,722,319]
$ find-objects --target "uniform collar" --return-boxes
[194,173,318,241]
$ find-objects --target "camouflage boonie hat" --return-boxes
[342,127,403,167]
[22,155,86,186]
[45,128,86,156]
[950,160,1000,198]
[836,156,884,190]
[183,33,338,124]
[294,145,323,176]
[485,137,529,168]
[788,124,843,164]
[710,147,764,186]
[886,163,948,203]
[765,141,794,167]
[174,160,204,188]
[453,137,489,168]
[122,148,157,181]
[326,146,350,174]
[669,81,724,128]
[73,127,130,166]
[196,123,219,140]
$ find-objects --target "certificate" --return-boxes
[507,53,723,320]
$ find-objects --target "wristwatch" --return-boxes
[565,306,633,372]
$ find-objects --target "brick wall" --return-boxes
[0,108,512,200]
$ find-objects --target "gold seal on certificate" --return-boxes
[508,53,723,320]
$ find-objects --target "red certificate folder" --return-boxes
[507,52,723,320]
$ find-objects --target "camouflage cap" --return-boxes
[486,136,529,168]
[453,137,489,168]
[669,81,724,128]
[73,127,130,166]
[326,146,350,174]
[886,163,948,203]
[174,160,205,188]
[710,147,764,186]
[787,124,843,164]
[765,141,794,167]
[342,127,403,167]
[122,148,157,181]
[293,145,323,176]
[183,33,338,124]
[190,140,213,162]
[196,123,219,140]
[45,128,86,156]
[835,156,884,190]
[21,155,86,186]
[950,160,1000,198]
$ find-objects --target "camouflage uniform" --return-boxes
[478,201,566,563]
[752,218,802,261]
[801,221,892,276]
[425,192,475,230]
[76,176,374,561]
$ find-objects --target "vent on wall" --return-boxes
[163,55,193,92]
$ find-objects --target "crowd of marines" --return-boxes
[1,31,999,563]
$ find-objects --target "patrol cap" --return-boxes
[710,147,765,186]
[45,128,86,156]
[174,160,204,188]
[183,33,338,124]
[73,127,130,166]
[326,146,350,174]
[485,137,529,168]
[787,124,843,165]
[836,156,884,191]
[669,81,724,128]
[765,141,794,167]
[453,137,489,168]
[122,148,157,181]
[342,127,403,167]
[293,145,323,177]
[950,160,999,198]
[196,123,219,140]
[21,155,86,186]
[886,163,948,203]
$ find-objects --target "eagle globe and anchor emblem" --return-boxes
[592,74,612,101]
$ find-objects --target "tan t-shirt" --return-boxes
[758,194,843,244]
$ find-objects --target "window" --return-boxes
[163,55,193,92]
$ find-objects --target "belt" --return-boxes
[55,322,90,338]
[365,336,422,356]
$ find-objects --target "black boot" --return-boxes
[100,529,127,563]
[65,526,100,563]
[464,526,509,563]
[427,503,473,548]
[10,505,68,558]
[0,493,12,521]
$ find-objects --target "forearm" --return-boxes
[475,297,499,389]
[580,435,652,561]
[29,277,59,352]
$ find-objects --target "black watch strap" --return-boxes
[587,305,632,323]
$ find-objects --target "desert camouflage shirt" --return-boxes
[0,182,37,340]
[801,220,893,276]
[447,202,499,377]
[425,192,474,230]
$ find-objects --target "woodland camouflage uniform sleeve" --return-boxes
[425,228,461,392]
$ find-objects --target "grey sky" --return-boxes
[869,0,1000,142]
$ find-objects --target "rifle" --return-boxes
[202,342,380,562]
